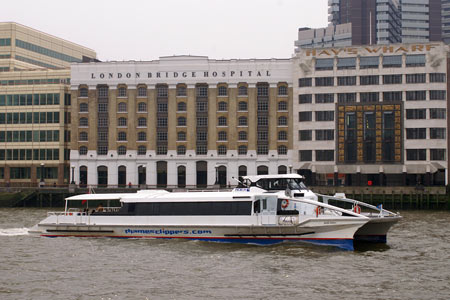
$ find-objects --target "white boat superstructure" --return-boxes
[30,188,369,250]
[240,174,402,243]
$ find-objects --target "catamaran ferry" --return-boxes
[30,187,369,250]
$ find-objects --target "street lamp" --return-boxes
[71,165,75,184]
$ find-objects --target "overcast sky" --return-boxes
[1,0,328,61]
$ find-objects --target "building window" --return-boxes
[177,145,186,155]
[430,108,446,119]
[79,146,88,155]
[278,101,287,111]
[196,101,208,112]
[138,87,147,97]
[137,102,147,112]
[257,100,268,111]
[218,145,227,155]
[299,130,312,141]
[360,75,379,85]
[430,90,446,101]
[137,132,147,141]
[337,76,356,86]
[257,144,268,155]
[315,93,334,103]
[177,86,187,97]
[238,116,248,126]
[98,146,108,155]
[218,116,227,126]
[218,86,228,96]
[138,146,146,155]
[299,150,312,161]
[118,132,127,141]
[138,117,147,127]
[98,103,108,112]
[238,145,247,155]
[278,86,288,96]
[238,101,248,111]
[430,73,446,83]
[299,78,312,87]
[118,87,127,97]
[157,86,168,97]
[258,116,268,126]
[238,131,247,141]
[118,117,127,127]
[406,54,425,67]
[157,117,168,127]
[157,145,168,155]
[299,111,312,122]
[79,117,88,127]
[258,131,268,141]
[406,91,426,101]
[196,86,208,97]
[118,102,127,112]
[257,85,269,96]
[406,109,426,119]
[197,132,207,141]
[406,128,426,139]
[316,150,334,161]
[197,117,208,127]
[383,74,402,84]
[406,149,426,161]
[337,93,356,103]
[177,117,186,126]
[158,102,168,112]
[177,102,186,111]
[98,86,108,98]
[238,86,247,96]
[383,55,402,68]
[315,111,334,121]
[383,91,403,102]
[177,131,186,141]
[360,56,379,69]
[118,146,127,155]
[278,145,288,155]
[278,131,287,141]
[298,94,312,104]
[79,132,88,141]
[430,128,446,139]
[337,57,356,70]
[315,58,334,71]
[316,129,334,141]
[315,77,334,87]
[196,145,207,155]
[430,149,446,160]
[79,103,88,112]
[98,132,108,141]
[79,88,88,97]
[157,132,168,141]
[360,92,379,103]
[406,74,426,84]
[218,131,227,141]
[218,101,227,111]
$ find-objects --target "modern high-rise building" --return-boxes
[401,0,442,43]
[0,22,97,186]
[441,0,450,43]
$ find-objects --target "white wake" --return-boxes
[0,227,29,236]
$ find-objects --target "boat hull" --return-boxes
[354,215,401,243]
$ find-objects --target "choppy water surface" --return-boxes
[1,208,450,300]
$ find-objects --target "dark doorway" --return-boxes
[157,161,167,188]
[257,165,268,175]
[118,166,126,187]
[218,165,227,188]
[79,166,87,187]
[138,166,146,185]
[178,166,186,188]
[196,161,207,188]
[97,166,108,187]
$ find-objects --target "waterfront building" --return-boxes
[293,42,449,187]
[442,0,450,44]
[0,22,97,186]
[69,56,293,188]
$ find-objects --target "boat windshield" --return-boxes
[255,178,308,191]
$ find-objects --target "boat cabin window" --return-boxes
[255,178,308,191]
[253,200,260,213]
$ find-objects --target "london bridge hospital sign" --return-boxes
[90,70,272,80]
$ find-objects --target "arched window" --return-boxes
[238,116,248,126]
[278,116,288,126]
[138,117,147,127]
[118,87,127,97]
[278,145,288,155]
[177,86,187,97]
[238,101,247,111]
[238,86,247,96]
[79,146,88,155]
[118,102,127,112]
[157,85,168,97]
[79,87,88,97]
[238,165,247,176]
[177,102,186,111]
[177,131,186,141]
[257,165,269,175]
[79,132,88,141]
[278,101,288,111]
[79,103,88,112]
[137,145,146,155]
[278,165,287,174]
[218,86,228,96]
[137,102,147,112]
[278,131,287,141]
[177,117,187,126]
[278,85,288,96]
[118,132,127,141]
[218,116,227,126]
[138,86,147,97]
[238,145,247,155]
[218,131,227,141]
[238,131,247,141]
[218,145,227,155]
[79,117,88,127]
[98,86,108,97]
[118,146,127,155]
[218,101,227,111]
[177,145,186,155]
[118,117,127,127]
[137,131,146,141]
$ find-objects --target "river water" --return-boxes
[1,208,449,300]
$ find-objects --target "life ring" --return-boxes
[353,205,361,214]
[281,199,289,209]
[315,206,321,217]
